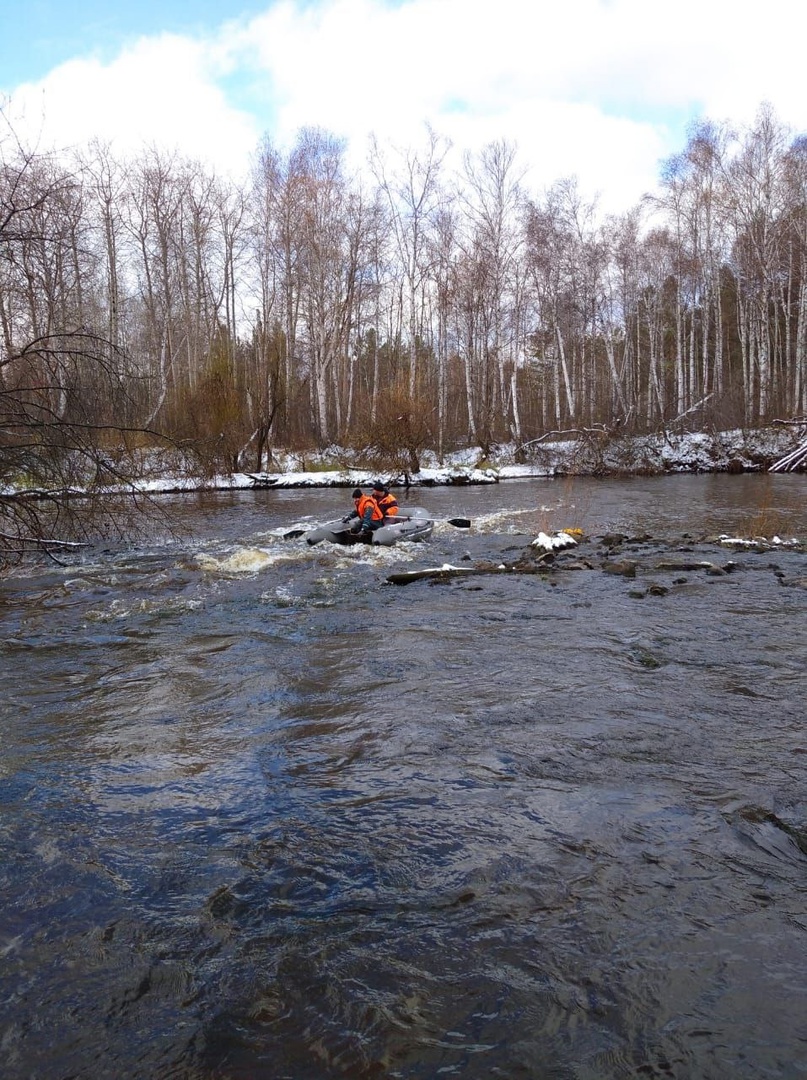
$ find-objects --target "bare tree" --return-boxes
[0,117,170,570]
[457,139,526,447]
[721,106,790,420]
[782,135,807,416]
[370,126,449,403]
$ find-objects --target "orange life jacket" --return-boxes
[356,494,383,522]
[376,492,399,517]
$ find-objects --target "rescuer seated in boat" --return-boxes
[371,481,399,519]
[343,487,384,535]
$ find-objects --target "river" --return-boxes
[1,474,806,1079]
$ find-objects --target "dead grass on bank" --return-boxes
[737,476,801,541]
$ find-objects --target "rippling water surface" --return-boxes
[1,475,806,1079]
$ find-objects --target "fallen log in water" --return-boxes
[386,564,481,585]
[386,551,556,585]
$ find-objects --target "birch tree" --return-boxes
[458,139,525,445]
[369,126,449,402]
[291,129,357,443]
[722,106,789,420]
[782,135,807,416]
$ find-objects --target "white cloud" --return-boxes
[5,0,807,213]
[233,0,690,210]
[5,33,260,177]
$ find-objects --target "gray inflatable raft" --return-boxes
[305,507,434,547]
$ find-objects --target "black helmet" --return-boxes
[371,480,385,492]
[352,487,363,498]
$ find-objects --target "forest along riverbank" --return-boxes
[128,425,807,496]
[0,476,806,1079]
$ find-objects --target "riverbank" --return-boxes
[135,425,807,494]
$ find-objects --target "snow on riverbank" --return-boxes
[133,426,806,495]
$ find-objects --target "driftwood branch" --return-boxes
[770,440,807,472]
[669,394,714,424]
[516,424,612,454]
[0,532,89,548]
[769,417,807,471]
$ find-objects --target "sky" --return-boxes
[3,0,807,215]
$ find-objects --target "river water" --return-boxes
[1,474,806,1079]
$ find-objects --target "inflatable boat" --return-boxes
[305,506,435,547]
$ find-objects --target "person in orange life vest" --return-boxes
[343,487,384,534]
[371,481,398,519]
